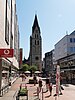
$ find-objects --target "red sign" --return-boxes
[19,48,22,65]
[0,49,14,57]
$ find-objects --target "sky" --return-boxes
[16,0,75,59]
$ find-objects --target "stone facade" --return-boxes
[29,15,42,71]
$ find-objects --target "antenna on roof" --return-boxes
[66,31,68,35]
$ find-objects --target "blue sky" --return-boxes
[16,0,75,59]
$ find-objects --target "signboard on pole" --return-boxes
[56,65,60,96]
[0,49,14,57]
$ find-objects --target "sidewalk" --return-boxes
[0,76,75,100]
[0,77,21,100]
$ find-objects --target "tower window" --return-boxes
[35,34,36,38]
[35,40,36,45]
[37,40,39,45]
[35,56,39,60]
[37,34,38,38]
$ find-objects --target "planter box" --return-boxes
[18,88,28,96]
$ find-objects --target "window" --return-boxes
[35,29,38,33]
[35,40,36,45]
[8,0,10,7]
[74,38,75,42]
[74,47,75,52]
[70,38,72,43]
[70,38,75,43]
[35,56,39,60]
[37,40,39,45]
[35,34,36,38]
[5,20,9,45]
[70,47,73,52]
[37,34,38,38]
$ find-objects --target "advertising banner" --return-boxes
[0,49,14,57]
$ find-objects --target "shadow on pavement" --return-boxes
[45,95,51,98]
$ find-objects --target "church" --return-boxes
[29,14,42,71]
[23,15,42,71]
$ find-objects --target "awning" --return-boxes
[2,70,9,73]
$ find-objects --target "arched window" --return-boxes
[37,34,38,38]
[35,40,36,45]
[37,40,39,45]
[35,34,36,38]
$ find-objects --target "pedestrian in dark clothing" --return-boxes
[38,79,42,92]
[46,78,49,92]
[33,75,37,86]
[49,83,52,96]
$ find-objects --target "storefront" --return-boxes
[0,58,18,96]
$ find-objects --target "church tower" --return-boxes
[29,14,42,71]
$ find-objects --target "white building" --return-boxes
[0,0,19,95]
[55,31,75,61]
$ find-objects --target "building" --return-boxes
[44,50,55,75]
[55,31,75,61]
[29,14,42,71]
[55,31,75,83]
[0,0,19,95]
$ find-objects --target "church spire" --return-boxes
[32,14,40,33]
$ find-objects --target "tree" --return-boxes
[19,64,38,73]
[29,65,38,73]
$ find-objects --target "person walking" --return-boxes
[33,74,37,86]
[38,79,42,92]
[49,83,52,96]
[45,77,49,92]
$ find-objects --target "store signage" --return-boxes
[0,49,14,57]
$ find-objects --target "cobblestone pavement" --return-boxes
[0,76,75,100]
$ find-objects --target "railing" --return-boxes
[0,84,9,96]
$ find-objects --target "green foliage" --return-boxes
[19,88,27,95]
[29,65,38,72]
[20,64,38,72]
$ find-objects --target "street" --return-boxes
[0,76,75,100]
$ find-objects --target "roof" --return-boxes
[32,14,40,33]
[70,30,75,35]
